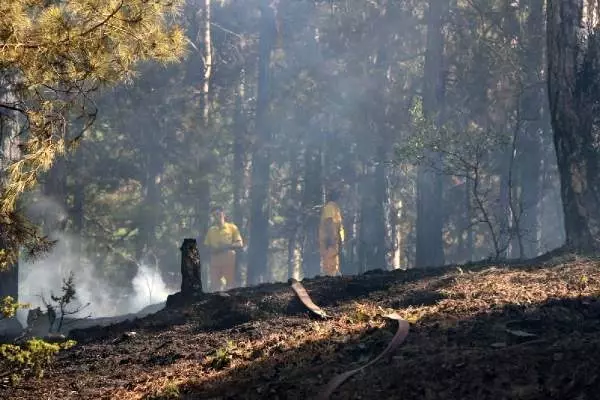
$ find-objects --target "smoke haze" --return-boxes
[16,195,173,326]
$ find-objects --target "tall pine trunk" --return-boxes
[233,69,246,234]
[286,147,301,280]
[465,178,474,262]
[201,0,212,125]
[233,68,247,285]
[498,153,512,258]
[518,0,544,258]
[546,0,600,251]
[301,142,323,279]
[194,0,213,288]
[247,1,276,284]
[357,158,388,272]
[374,149,389,270]
[415,0,447,268]
[135,143,162,261]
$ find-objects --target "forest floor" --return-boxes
[3,252,600,399]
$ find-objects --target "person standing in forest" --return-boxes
[319,189,345,276]
[204,205,244,291]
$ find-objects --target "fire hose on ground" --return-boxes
[289,278,410,399]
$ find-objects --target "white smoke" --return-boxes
[130,263,172,312]
[17,195,175,326]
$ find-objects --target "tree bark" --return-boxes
[498,150,512,258]
[357,159,388,272]
[180,238,202,295]
[182,6,212,263]
[341,177,359,275]
[286,147,301,280]
[135,147,162,261]
[357,149,389,272]
[415,0,447,268]
[233,68,247,286]
[465,178,474,262]
[247,1,276,284]
[301,142,323,279]
[547,0,600,252]
[201,0,212,126]
[518,0,544,258]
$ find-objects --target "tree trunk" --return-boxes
[183,7,212,267]
[389,198,403,269]
[546,0,600,252]
[385,164,402,269]
[247,1,276,284]
[135,148,162,261]
[233,68,247,286]
[537,111,564,252]
[202,0,212,126]
[192,0,214,288]
[340,175,359,275]
[466,178,474,262]
[286,147,301,280]
[415,0,447,268]
[233,69,246,233]
[197,176,211,290]
[498,152,512,258]
[358,159,387,272]
[518,0,544,258]
[301,142,323,279]
[375,156,389,270]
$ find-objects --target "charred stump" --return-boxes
[167,239,203,308]
[166,239,203,308]
[180,238,203,294]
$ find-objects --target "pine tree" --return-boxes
[0,0,186,269]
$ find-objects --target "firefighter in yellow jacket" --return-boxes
[204,205,243,292]
[319,190,344,276]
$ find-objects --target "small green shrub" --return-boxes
[0,338,76,384]
[210,340,235,370]
[146,382,181,399]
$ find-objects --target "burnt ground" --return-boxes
[4,253,600,399]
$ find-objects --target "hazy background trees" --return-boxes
[1,0,574,317]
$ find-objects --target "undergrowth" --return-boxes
[0,339,76,384]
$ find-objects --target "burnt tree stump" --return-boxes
[180,238,203,295]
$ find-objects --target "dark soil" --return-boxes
[3,253,600,399]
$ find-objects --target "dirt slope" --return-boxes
[3,254,600,400]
